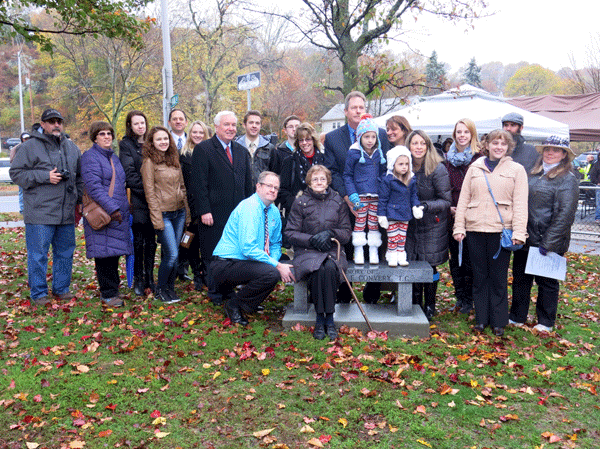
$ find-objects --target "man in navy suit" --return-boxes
[324,91,390,303]
[192,111,253,304]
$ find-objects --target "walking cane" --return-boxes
[331,238,374,332]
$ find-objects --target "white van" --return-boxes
[0,158,12,183]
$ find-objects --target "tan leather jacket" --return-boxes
[453,156,528,243]
[141,158,190,230]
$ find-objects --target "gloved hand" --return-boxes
[110,210,123,223]
[539,246,548,256]
[309,230,334,252]
[378,216,389,229]
[348,193,364,210]
[412,205,424,219]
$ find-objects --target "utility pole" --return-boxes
[160,0,174,127]
[17,49,25,133]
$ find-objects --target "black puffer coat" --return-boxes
[526,169,578,255]
[406,162,451,266]
[119,136,150,224]
[285,187,351,282]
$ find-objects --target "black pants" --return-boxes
[211,258,281,312]
[467,232,510,328]
[95,256,121,299]
[178,223,204,279]
[308,259,339,314]
[448,229,473,306]
[510,247,560,327]
[132,222,156,287]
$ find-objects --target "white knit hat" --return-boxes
[386,145,412,175]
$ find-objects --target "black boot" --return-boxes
[424,281,438,321]
[144,249,156,293]
[412,283,423,309]
[133,242,145,296]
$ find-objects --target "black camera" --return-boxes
[59,169,70,181]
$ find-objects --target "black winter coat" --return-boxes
[406,162,451,266]
[285,187,351,282]
[119,136,151,224]
[179,152,198,221]
[526,170,578,255]
[277,149,325,214]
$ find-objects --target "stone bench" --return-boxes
[282,261,433,338]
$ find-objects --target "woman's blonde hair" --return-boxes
[452,118,480,152]
[406,130,443,176]
[181,120,212,156]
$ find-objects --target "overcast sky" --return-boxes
[395,0,597,73]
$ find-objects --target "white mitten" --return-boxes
[412,205,424,219]
[378,216,389,229]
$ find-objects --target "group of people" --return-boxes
[9,93,579,339]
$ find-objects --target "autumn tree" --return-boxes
[504,64,572,97]
[40,26,163,139]
[463,57,482,87]
[569,33,600,93]
[253,0,485,97]
[0,0,153,53]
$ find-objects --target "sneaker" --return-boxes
[533,324,553,333]
[509,319,524,328]
[31,296,50,306]
[55,292,75,301]
[165,288,181,303]
[156,289,179,304]
[103,297,123,307]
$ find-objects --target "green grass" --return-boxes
[0,226,598,449]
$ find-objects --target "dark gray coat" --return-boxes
[9,130,82,225]
[526,169,578,255]
[285,187,351,282]
[406,162,451,267]
[511,134,540,175]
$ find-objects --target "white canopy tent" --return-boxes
[374,85,570,142]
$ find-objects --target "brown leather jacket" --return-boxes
[141,158,190,230]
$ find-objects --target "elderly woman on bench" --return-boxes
[285,165,351,340]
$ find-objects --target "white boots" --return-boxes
[398,251,408,266]
[367,231,382,264]
[353,231,381,265]
[352,231,367,264]
[387,250,408,267]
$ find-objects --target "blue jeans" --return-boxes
[25,223,76,300]
[156,209,186,290]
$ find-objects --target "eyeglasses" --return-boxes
[259,182,279,191]
[311,177,327,183]
[97,131,113,137]
[298,138,313,144]
[45,118,63,125]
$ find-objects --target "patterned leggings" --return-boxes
[387,220,409,251]
[354,195,379,232]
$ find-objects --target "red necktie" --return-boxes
[226,145,233,164]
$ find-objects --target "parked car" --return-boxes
[0,158,12,183]
[4,138,21,151]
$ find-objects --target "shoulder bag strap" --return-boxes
[481,169,505,226]
[108,157,116,198]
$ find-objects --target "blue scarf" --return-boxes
[446,142,473,167]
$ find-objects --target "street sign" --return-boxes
[237,72,261,91]
[170,94,179,108]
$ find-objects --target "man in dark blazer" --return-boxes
[192,111,253,304]
[323,91,390,304]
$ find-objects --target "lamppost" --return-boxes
[17,48,25,133]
